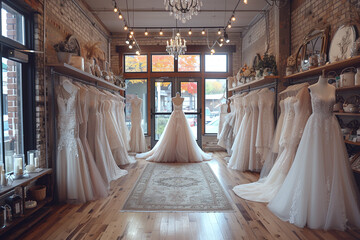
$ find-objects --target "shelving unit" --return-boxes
[47,63,125,92]
[228,76,279,92]
[334,112,360,116]
[345,140,360,146]
[0,169,53,236]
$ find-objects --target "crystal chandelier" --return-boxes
[166,33,187,60]
[164,0,203,23]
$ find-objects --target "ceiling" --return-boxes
[84,0,268,34]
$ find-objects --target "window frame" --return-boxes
[204,53,228,73]
[151,53,175,73]
[204,78,228,135]
[124,54,148,73]
[0,0,35,168]
[177,53,201,73]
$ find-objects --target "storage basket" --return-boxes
[29,185,46,201]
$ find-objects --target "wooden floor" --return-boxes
[15,152,360,240]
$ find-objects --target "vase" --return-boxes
[57,52,72,64]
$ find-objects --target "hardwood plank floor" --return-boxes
[14,152,360,240]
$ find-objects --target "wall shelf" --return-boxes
[334,112,360,116]
[228,76,279,92]
[47,63,125,92]
[345,140,360,146]
[284,55,360,80]
[336,85,360,92]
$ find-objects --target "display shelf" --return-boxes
[353,168,360,174]
[0,197,52,235]
[0,168,52,196]
[336,85,360,92]
[47,63,125,92]
[345,140,360,146]
[228,76,279,92]
[284,55,360,80]
[334,112,360,116]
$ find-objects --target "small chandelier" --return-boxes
[166,33,187,60]
[164,0,203,23]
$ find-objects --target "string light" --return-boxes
[220,37,224,42]
[224,32,230,43]
[129,44,133,49]
[219,42,223,47]
[136,50,140,55]
[217,29,221,35]
[188,29,192,35]
[130,30,134,35]
[176,31,180,36]
[201,29,206,35]
[227,23,232,28]
[244,0,248,4]
[113,1,118,12]
[124,25,128,30]
[210,49,215,55]
[144,29,148,36]
[231,15,236,22]
[118,12,123,19]
[159,28,163,35]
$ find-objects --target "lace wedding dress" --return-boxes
[129,97,147,152]
[233,87,311,202]
[56,79,95,203]
[217,103,228,138]
[136,102,212,162]
[117,101,130,151]
[268,90,360,230]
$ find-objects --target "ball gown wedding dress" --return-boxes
[268,90,360,230]
[129,97,147,153]
[233,86,311,202]
[136,101,212,162]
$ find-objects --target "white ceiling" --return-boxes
[84,0,268,34]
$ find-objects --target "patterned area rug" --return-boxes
[122,163,233,212]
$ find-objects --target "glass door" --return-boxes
[151,78,174,147]
[150,77,201,147]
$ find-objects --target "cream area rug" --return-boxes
[122,163,233,212]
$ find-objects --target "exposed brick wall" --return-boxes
[291,0,356,56]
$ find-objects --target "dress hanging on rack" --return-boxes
[268,80,360,230]
[217,103,228,138]
[56,77,96,203]
[129,97,147,153]
[218,101,236,155]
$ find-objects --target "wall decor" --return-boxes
[329,25,356,63]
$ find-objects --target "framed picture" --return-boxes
[329,25,356,63]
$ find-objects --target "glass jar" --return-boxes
[12,154,25,179]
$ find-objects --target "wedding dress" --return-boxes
[217,102,236,155]
[228,91,255,170]
[87,87,128,184]
[233,86,311,202]
[75,83,109,199]
[233,97,244,135]
[129,97,147,152]
[217,103,228,138]
[117,101,131,151]
[248,90,262,171]
[268,90,360,230]
[56,78,95,203]
[136,101,212,162]
[255,88,275,163]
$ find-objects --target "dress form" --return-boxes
[172,92,184,105]
[308,72,335,97]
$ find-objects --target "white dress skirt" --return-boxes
[268,91,360,230]
[136,102,212,162]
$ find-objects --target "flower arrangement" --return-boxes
[254,52,278,77]
[53,39,78,53]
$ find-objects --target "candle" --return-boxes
[29,153,34,166]
[14,157,23,176]
[34,157,39,168]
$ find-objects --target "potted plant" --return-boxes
[53,38,78,64]
[257,52,278,77]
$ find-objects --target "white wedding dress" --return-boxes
[217,103,228,138]
[136,101,212,162]
[218,102,236,155]
[268,90,360,230]
[129,97,147,153]
[233,87,311,202]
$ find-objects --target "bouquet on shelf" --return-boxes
[255,52,278,77]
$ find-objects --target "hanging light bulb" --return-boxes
[219,42,223,47]
[201,29,206,35]
[144,28,148,36]
[176,31,180,36]
[220,37,224,42]
[159,29,163,35]
[124,25,128,30]
[188,29,192,35]
[118,12,123,19]
[113,1,118,12]
[129,44,133,49]
[224,32,230,43]
[129,34,133,39]
[210,49,215,55]
[136,50,140,55]
[244,0,248,4]
[227,22,232,29]
[231,15,236,22]
[217,29,221,35]
[132,40,136,45]
[130,30,134,35]
[125,38,130,44]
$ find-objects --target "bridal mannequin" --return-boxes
[172,92,184,105]
[308,71,335,96]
